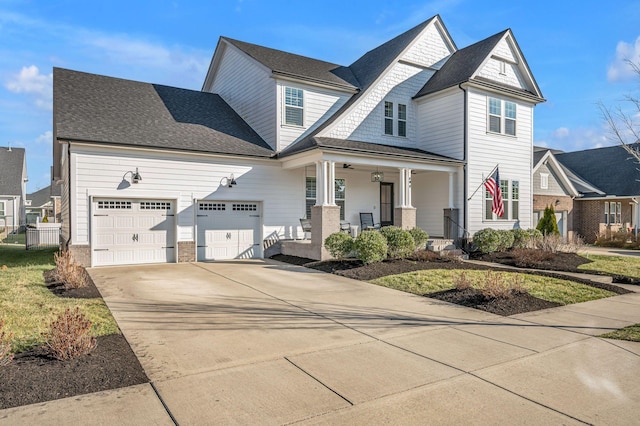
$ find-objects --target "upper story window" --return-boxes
[384,101,407,137]
[540,173,549,189]
[488,97,516,136]
[284,87,304,126]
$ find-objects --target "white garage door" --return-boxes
[93,199,175,266]
[197,201,262,260]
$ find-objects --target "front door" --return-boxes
[380,183,393,227]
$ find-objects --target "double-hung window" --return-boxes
[284,87,304,126]
[604,202,622,225]
[0,201,4,218]
[305,177,345,220]
[485,179,519,220]
[488,97,516,136]
[383,101,407,137]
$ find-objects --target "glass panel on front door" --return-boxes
[380,183,393,226]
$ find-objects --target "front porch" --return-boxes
[280,148,464,260]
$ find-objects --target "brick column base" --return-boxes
[69,245,91,267]
[178,241,196,262]
[394,207,416,230]
[311,205,341,260]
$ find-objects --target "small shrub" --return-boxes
[53,250,87,289]
[453,271,472,291]
[559,234,585,253]
[0,319,13,367]
[473,228,500,253]
[511,228,530,249]
[409,249,440,262]
[595,230,630,248]
[44,307,97,360]
[511,248,553,268]
[526,228,543,248]
[538,233,562,253]
[536,205,560,236]
[354,230,388,264]
[408,227,429,250]
[324,232,354,259]
[379,226,416,258]
[480,271,527,299]
[496,229,515,251]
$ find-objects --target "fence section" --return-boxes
[26,224,61,250]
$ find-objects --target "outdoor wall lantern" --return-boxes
[371,170,384,182]
[221,173,237,188]
[123,168,142,184]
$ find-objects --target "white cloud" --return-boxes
[36,130,52,146]
[6,65,53,110]
[540,126,611,152]
[607,36,640,82]
[552,127,570,139]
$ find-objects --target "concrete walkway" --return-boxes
[2,260,640,425]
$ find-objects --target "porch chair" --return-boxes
[359,213,381,230]
[340,220,351,233]
[299,218,312,239]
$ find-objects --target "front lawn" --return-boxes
[371,269,616,306]
[578,254,640,278]
[0,245,119,352]
[600,323,640,342]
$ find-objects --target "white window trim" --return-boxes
[487,97,517,137]
[0,200,5,217]
[305,177,346,220]
[283,86,304,128]
[383,100,408,138]
[484,179,519,221]
[540,173,549,189]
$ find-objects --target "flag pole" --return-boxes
[467,163,499,201]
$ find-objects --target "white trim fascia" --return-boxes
[575,195,640,201]
[561,167,605,195]
[273,74,358,94]
[533,151,580,197]
[465,81,542,104]
[318,17,447,137]
[413,85,460,103]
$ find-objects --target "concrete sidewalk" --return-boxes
[2,260,639,425]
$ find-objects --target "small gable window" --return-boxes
[540,173,549,189]
[488,97,516,136]
[284,87,304,126]
[383,101,407,137]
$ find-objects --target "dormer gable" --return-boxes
[415,29,544,103]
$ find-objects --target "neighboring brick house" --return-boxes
[533,144,640,243]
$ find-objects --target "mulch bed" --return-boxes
[0,270,148,410]
[271,252,631,317]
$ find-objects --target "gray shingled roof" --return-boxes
[54,68,274,157]
[0,147,25,196]
[555,143,640,197]
[223,38,359,90]
[27,185,53,208]
[415,30,507,98]
[278,136,461,163]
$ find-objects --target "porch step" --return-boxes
[426,239,468,260]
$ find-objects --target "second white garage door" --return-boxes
[197,201,262,260]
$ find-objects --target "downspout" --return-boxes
[632,198,639,239]
[459,83,468,236]
[65,143,72,250]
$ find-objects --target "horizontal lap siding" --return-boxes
[466,88,533,235]
[210,45,276,149]
[71,146,304,245]
[412,172,450,237]
[534,163,569,196]
[416,91,464,160]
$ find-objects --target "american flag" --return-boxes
[484,168,504,217]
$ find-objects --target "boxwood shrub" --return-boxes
[408,227,429,250]
[379,226,416,258]
[473,228,500,253]
[496,229,515,251]
[354,230,388,264]
[324,232,354,259]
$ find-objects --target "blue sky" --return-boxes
[1,0,639,193]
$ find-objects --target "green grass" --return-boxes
[600,324,640,342]
[578,254,640,278]
[370,269,616,305]
[1,233,25,244]
[0,245,119,353]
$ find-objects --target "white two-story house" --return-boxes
[52,15,544,267]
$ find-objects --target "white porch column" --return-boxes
[448,172,455,208]
[315,161,324,206]
[398,168,412,208]
[329,161,336,205]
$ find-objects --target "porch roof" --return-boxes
[278,136,462,164]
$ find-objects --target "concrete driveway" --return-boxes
[3,260,640,425]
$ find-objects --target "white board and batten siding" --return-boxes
[209,42,277,149]
[70,145,306,260]
[276,81,351,151]
[466,87,534,235]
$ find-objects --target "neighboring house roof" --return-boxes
[278,136,462,163]
[27,185,53,208]
[555,143,640,197]
[0,147,25,196]
[54,68,274,158]
[222,38,359,91]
